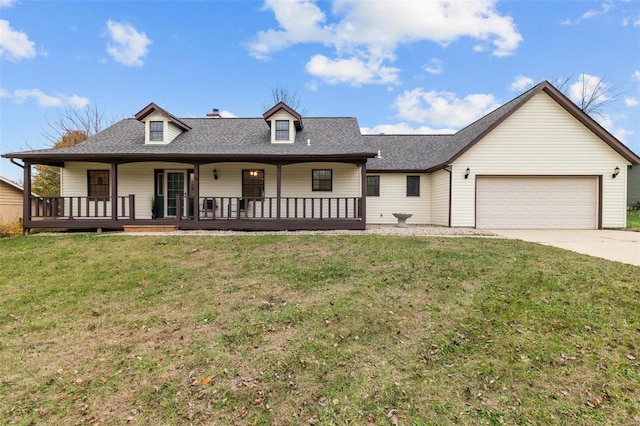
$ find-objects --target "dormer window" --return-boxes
[150,121,164,141]
[275,120,289,140]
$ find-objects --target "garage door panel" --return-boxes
[476,176,597,229]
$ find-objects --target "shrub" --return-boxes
[0,218,23,238]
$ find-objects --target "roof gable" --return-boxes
[441,81,640,168]
[263,102,303,130]
[134,102,191,131]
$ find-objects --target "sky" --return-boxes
[1,0,639,183]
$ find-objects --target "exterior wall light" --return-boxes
[612,166,620,179]
[464,167,470,179]
[213,169,218,179]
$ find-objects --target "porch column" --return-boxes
[23,161,31,235]
[276,163,282,220]
[111,162,118,221]
[360,161,367,223]
[193,163,200,222]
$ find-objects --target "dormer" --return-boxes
[134,102,191,145]
[262,102,303,144]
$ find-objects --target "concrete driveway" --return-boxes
[491,229,640,267]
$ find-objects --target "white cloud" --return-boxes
[424,58,443,75]
[0,19,36,61]
[4,88,89,108]
[510,75,534,92]
[361,123,455,135]
[249,0,522,85]
[106,20,152,66]
[219,110,236,118]
[583,2,612,19]
[567,73,609,106]
[633,70,640,81]
[0,0,18,7]
[624,97,638,107]
[394,88,500,128]
[305,53,399,86]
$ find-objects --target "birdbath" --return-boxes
[392,213,413,228]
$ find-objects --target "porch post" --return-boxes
[23,161,31,235]
[276,163,282,220]
[193,163,200,222]
[111,162,118,221]
[360,161,367,223]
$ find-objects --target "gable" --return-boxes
[456,92,630,169]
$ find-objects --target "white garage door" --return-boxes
[476,176,598,229]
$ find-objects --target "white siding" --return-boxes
[367,173,431,224]
[142,111,183,144]
[430,169,449,226]
[62,161,362,219]
[451,92,630,228]
[267,110,296,144]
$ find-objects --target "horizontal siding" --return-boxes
[452,92,630,228]
[0,181,23,221]
[430,169,449,226]
[62,162,362,219]
[367,174,430,224]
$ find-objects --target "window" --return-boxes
[242,169,265,199]
[312,169,332,191]
[367,175,380,196]
[406,175,420,197]
[150,121,164,141]
[275,120,289,140]
[88,170,109,198]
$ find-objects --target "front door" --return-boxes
[166,171,187,217]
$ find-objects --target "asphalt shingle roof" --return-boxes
[6,81,638,168]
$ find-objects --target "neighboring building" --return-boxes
[628,165,640,208]
[3,81,639,233]
[0,176,26,222]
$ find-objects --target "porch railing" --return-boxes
[29,195,134,220]
[180,196,362,220]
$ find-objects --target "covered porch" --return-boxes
[19,154,371,232]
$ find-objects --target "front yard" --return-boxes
[0,235,638,425]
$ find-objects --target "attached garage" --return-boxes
[476,176,599,229]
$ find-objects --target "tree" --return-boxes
[32,130,87,196]
[555,74,622,119]
[32,104,115,196]
[262,85,308,114]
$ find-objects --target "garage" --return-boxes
[476,176,598,229]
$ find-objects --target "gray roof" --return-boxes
[5,81,638,168]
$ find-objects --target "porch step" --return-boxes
[123,225,179,233]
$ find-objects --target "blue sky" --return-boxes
[1,0,639,183]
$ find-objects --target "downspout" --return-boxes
[443,164,452,227]
[10,158,24,169]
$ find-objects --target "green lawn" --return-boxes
[1,234,638,425]
[627,209,640,228]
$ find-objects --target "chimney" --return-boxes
[206,108,221,118]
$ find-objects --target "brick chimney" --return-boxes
[206,108,221,118]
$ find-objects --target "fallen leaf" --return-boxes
[626,354,636,361]
[200,376,212,385]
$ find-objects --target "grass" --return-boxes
[627,209,640,228]
[0,234,638,425]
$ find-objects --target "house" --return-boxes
[0,176,29,223]
[3,81,638,233]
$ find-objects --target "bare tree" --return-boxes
[554,74,622,118]
[262,85,308,114]
[43,103,116,144]
[32,104,118,196]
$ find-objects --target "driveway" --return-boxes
[491,229,640,267]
